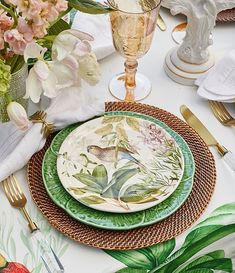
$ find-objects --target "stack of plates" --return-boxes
[42,111,195,231]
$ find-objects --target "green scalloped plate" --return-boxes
[42,111,195,230]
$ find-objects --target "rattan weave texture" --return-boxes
[28,102,216,250]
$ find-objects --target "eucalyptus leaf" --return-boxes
[116,268,148,273]
[126,117,140,132]
[80,195,106,205]
[68,0,111,14]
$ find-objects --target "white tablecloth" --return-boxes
[1,9,235,273]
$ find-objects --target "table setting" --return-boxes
[0,0,235,273]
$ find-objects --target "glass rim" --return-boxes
[107,0,161,15]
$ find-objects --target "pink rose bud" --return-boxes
[7,102,30,130]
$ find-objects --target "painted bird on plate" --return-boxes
[87,145,145,168]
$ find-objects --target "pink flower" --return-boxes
[7,101,30,130]
[55,0,68,12]
[0,30,4,50]
[17,17,34,42]
[0,10,13,31]
[17,0,43,19]
[4,17,34,54]
[4,29,26,54]
[41,2,59,23]
[3,0,19,5]
[31,21,49,38]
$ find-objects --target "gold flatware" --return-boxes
[209,101,235,126]
[3,175,38,232]
[2,174,64,272]
[157,14,167,31]
[180,105,235,172]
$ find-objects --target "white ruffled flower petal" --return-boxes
[52,29,93,61]
[41,72,58,98]
[24,42,47,62]
[73,40,91,57]
[25,68,42,103]
[34,60,49,80]
[49,61,75,89]
[7,101,30,130]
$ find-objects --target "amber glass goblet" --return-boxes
[108,0,161,102]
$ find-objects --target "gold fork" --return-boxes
[2,175,38,232]
[3,175,64,272]
[209,101,235,126]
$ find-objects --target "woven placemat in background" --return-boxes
[28,102,216,250]
[217,8,235,23]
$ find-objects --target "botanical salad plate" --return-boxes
[56,112,185,213]
[42,112,195,230]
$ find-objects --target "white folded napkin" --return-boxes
[72,11,115,60]
[0,12,115,182]
[0,87,105,182]
[196,50,235,103]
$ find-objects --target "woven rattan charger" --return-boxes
[28,102,216,250]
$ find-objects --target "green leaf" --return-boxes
[102,168,139,199]
[80,195,106,205]
[95,124,113,136]
[182,226,222,249]
[179,251,225,273]
[73,173,102,191]
[105,249,156,270]
[68,0,111,14]
[116,268,148,273]
[9,237,16,260]
[126,117,140,132]
[150,224,235,273]
[48,18,70,35]
[92,164,108,189]
[147,239,175,266]
[186,258,232,272]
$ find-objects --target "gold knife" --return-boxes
[157,14,167,31]
[180,105,235,172]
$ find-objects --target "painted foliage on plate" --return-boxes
[106,202,235,273]
[57,112,184,213]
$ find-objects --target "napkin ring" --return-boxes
[30,111,55,138]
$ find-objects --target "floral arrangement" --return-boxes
[0,0,110,127]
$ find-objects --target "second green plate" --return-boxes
[42,112,195,230]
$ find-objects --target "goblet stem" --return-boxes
[124,59,138,102]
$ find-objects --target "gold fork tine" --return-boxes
[209,101,235,126]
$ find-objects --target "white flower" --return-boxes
[24,43,77,103]
[78,52,101,85]
[52,29,101,85]
[7,101,30,130]
[52,29,93,61]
